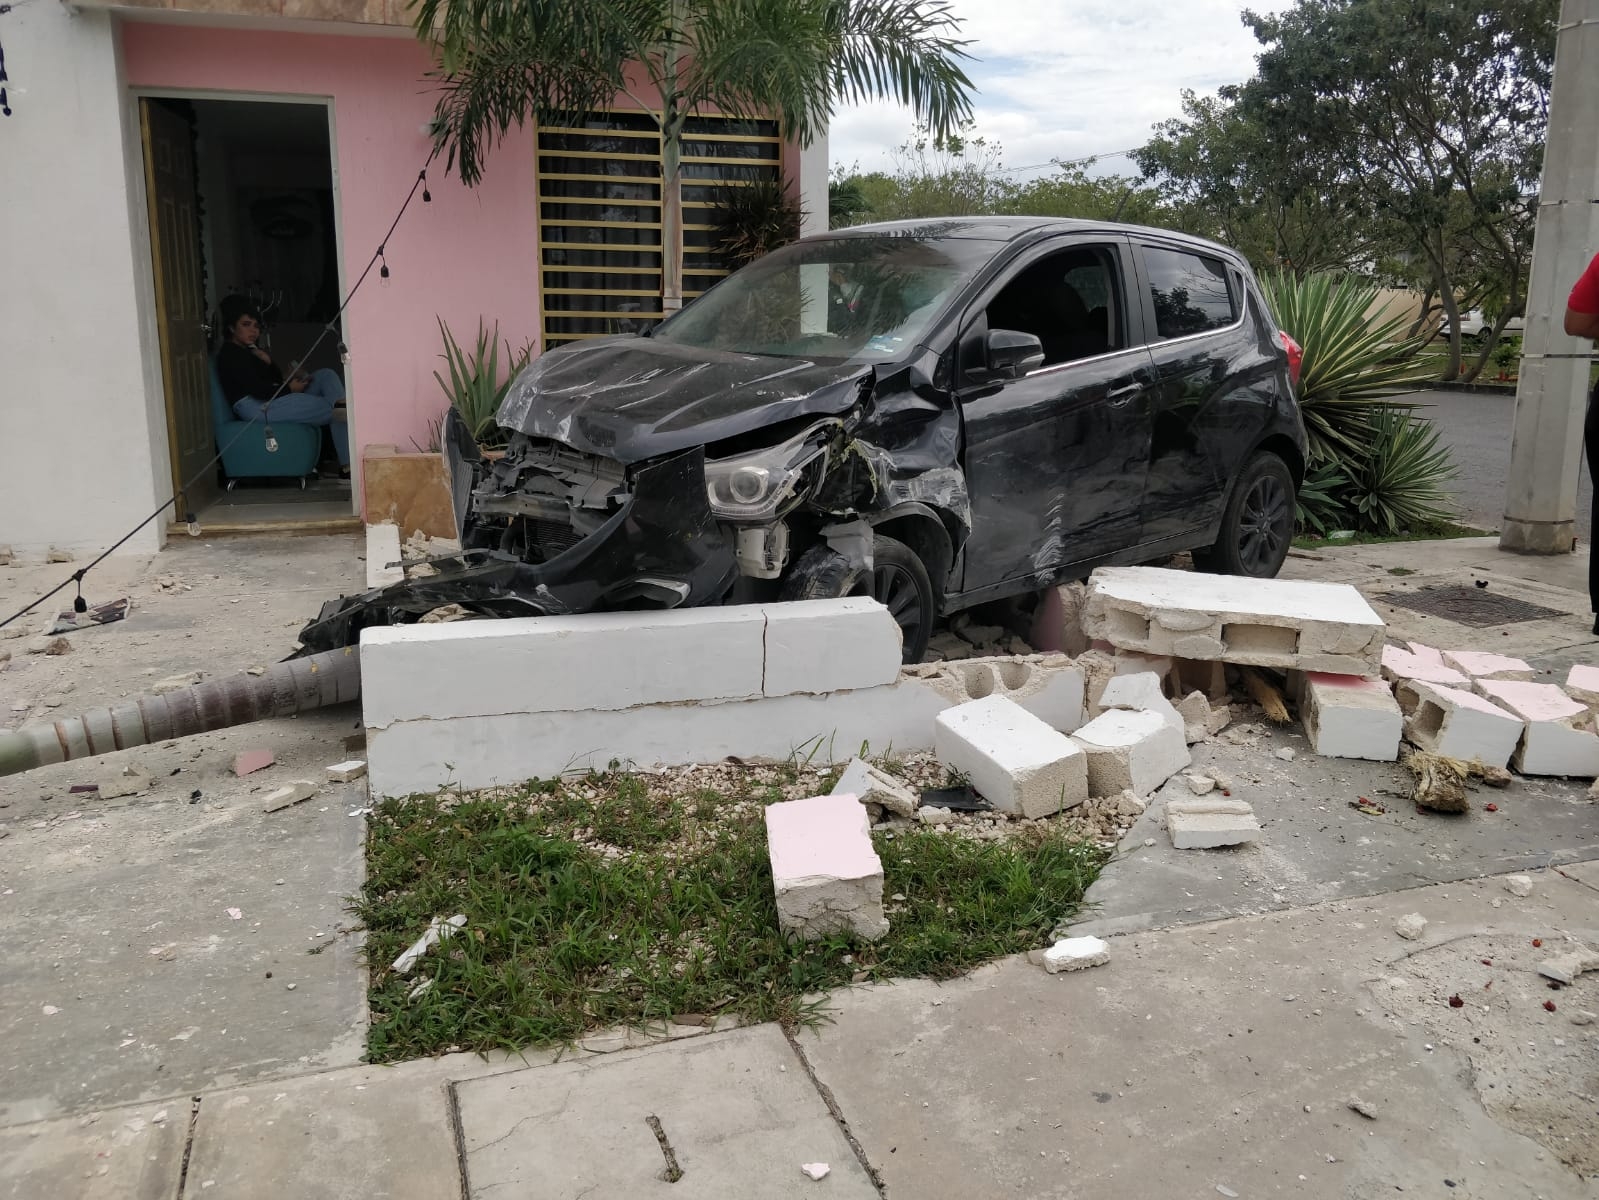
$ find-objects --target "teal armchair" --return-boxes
[210,360,321,487]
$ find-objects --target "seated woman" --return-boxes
[216,294,350,476]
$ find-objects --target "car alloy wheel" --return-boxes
[1236,470,1292,575]
[852,560,926,654]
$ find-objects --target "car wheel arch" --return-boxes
[863,504,957,601]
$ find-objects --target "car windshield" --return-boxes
[651,233,1001,363]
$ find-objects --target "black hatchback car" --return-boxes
[302,217,1308,662]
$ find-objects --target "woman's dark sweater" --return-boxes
[217,341,286,406]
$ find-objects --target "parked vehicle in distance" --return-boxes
[301,217,1308,662]
[1439,307,1525,342]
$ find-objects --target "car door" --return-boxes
[1134,239,1273,545]
[957,237,1157,593]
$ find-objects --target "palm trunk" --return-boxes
[661,121,685,313]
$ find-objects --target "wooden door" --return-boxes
[140,99,218,517]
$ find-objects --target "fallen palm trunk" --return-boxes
[0,647,361,778]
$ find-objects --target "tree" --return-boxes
[1235,0,1556,379]
[1006,163,1173,226]
[412,0,976,312]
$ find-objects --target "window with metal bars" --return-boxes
[535,111,782,346]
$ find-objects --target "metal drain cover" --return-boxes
[1377,585,1568,627]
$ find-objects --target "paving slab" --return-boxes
[454,1024,877,1199]
[800,871,1599,1199]
[0,1099,184,1200]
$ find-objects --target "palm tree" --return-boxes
[410,0,974,313]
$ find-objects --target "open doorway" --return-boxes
[139,96,354,532]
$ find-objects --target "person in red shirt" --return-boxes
[1565,254,1599,631]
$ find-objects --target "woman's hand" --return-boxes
[288,377,310,393]
[251,346,273,365]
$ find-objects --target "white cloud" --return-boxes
[829,0,1295,177]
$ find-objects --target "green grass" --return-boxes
[356,773,1107,1062]
[1293,522,1492,550]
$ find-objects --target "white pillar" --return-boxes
[1501,0,1599,554]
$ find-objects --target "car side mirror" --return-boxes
[986,328,1045,379]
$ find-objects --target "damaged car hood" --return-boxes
[497,337,875,464]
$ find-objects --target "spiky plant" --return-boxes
[433,318,533,449]
[1343,407,1458,535]
[708,176,804,268]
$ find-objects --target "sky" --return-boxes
[829,0,1295,179]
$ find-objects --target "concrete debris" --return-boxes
[1502,874,1534,898]
[1480,764,1512,788]
[1082,566,1386,674]
[392,913,468,975]
[1175,690,1213,744]
[96,763,152,799]
[1204,703,1234,738]
[1396,680,1522,770]
[1165,797,1260,849]
[418,604,474,624]
[151,672,203,695]
[766,793,888,941]
[832,758,917,818]
[800,1163,831,1182]
[1184,773,1217,796]
[1403,751,1471,813]
[233,750,275,777]
[1073,708,1190,799]
[1274,746,1296,762]
[1565,662,1599,708]
[927,631,973,661]
[1216,1187,1240,1199]
[45,547,73,563]
[934,695,1088,819]
[1393,913,1428,941]
[1570,1011,1596,1026]
[25,636,71,655]
[1476,680,1599,778]
[907,654,1086,733]
[1300,672,1402,762]
[262,781,318,813]
[916,806,956,825]
[1042,935,1110,973]
[1441,651,1534,681]
[1099,670,1183,734]
[1347,1097,1379,1120]
[0,545,10,565]
[1381,643,1469,688]
[326,759,368,783]
[366,522,405,590]
[1537,945,1599,986]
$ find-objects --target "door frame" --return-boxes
[127,87,356,516]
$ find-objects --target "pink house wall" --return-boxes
[120,22,541,464]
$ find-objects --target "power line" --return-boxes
[0,158,436,631]
[1006,147,1141,176]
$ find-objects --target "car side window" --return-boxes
[1141,244,1238,340]
[976,245,1126,371]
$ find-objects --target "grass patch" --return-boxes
[357,772,1107,1062]
[1293,522,1492,550]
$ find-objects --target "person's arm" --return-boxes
[1565,253,1599,339]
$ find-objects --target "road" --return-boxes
[1407,387,1593,542]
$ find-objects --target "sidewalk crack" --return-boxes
[781,1025,886,1197]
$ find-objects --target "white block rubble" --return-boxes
[1042,935,1110,973]
[906,654,1086,732]
[765,793,888,941]
[365,522,405,590]
[1566,663,1599,711]
[1098,670,1184,734]
[1442,651,1534,681]
[1395,680,1523,769]
[1380,643,1469,689]
[831,758,918,819]
[1299,673,1402,762]
[1071,708,1190,798]
[1165,796,1261,849]
[1082,566,1386,674]
[1475,680,1599,778]
[934,695,1088,819]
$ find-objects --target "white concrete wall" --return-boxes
[0,5,167,561]
[798,130,829,238]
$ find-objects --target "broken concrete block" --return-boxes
[25,636,70,655]
[1537,945,1599,985]
[1076,649,1118,716]
[1174,657,1229,702]
[1393,913,1428,941]
[765,793,887,941]
[1184,772,1216,795]
[1567,662,1599,699]
[326,759,368,783]
[1395,680,1522,770]
[1042,935,1110,973]
[1380,644,1469,689]
[1475,680,1599,777]
[262,781,318,813]
[831,758,917,819]
[1165,796,1260,848]
[934,695,1088,818]
[916,805,955,825]
[1502,874,1534,898]
[763,598,903,696]
[151,671,202,696]
[1441,651,1534,681]
[365,522,405,590]
[1099,670,1183,737]
[234,750,276,777]
[96,763,152,799]
[1174,691,1213,745]
[1299,673,1402,762]
[1082,566,1385,674]
[910,654,1086,733]
[1112,650,1175,681]
[1071,708,1190,798]
[46,547,73,564]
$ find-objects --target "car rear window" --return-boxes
[1142,245,1239,340]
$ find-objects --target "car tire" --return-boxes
[780,534,934,663]
[1196,451,1296,579]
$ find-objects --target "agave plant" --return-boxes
[708,176,805,269]
[1343,407,1458,535]
[433,318,534,450]
[1261,271,1437,465]
[1293,460,1352,536]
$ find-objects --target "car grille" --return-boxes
[530,518,583,559]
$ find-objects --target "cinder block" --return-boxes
[904,654,1086,733]
[765,793,887,941]
[1165,797,1261,849]
[1175,690,1213,744]
[1381,643,1469,688]
[1300,673,1402,761]
[1406,641,1446,666]
[365,522,404,590]
[1173,657,1228,702]
[1476,680,1599,777]
[1442,651,1534,681]
[1071,708,1190,798]
[1082,567,1385,674]
[1566,663,1599,708]
[1395,680,1522,769]
[831,757,917,818]
[933,695,1088,818]
[761,598,902,697]
[1098,670,1183,734]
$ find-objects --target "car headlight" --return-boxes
[705,424,833,522]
